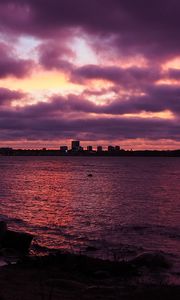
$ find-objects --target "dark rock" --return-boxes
[85,285,121,295]
[86,246,98,252]
[93,270,110,279]
[46,278,86,290]
[1,230,33,252]
[0,221,7,241]
[129,252,171,269]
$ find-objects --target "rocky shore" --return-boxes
[0,221,179,299]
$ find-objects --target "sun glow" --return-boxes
[123,110,174,120]
[163,57,180,70]
[89,110,174,120]
[0,69,84,105]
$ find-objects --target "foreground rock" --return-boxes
[0,221,33,253]
[0,221,7,241]
[129,252,171,269]
[1,221,178,300]
[0,252,179,300]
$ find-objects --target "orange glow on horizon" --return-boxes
[156,79,180,85]
[1,138,180,150]
[89,110,174,120]
[123,110,174,120]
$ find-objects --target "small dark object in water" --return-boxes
[87,174,93,177]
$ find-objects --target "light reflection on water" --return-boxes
[0,156,179,261]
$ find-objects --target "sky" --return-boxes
[0,0,180,150]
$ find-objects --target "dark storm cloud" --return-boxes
[0,43,34,78]
[113,84,180,115]
[0,0,180,145]
[0,105,179,141]
[96,85,180,116]
[72,65,160,86]
[0,87,25,105]
[5,83,178,122]
[38,41,74,72]
[0,86,179,142]
[167,69,180,80]
[0,0,180,59]
[19,84,180,117]
[10,95,97,117]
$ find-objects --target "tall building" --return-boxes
[60,146,68,152]
[71,140,80,151]
[87,145,93,151]
[115,145,120,151]
[97,145,103,152]
[108,145,115,152]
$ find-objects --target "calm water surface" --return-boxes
[0,156,180,273]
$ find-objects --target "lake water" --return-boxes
[0,156,180,281]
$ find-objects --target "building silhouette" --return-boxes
[71,140,80,151]
[115,146,120,151]
[87,146,93,151]
[60,146,68,152]
[97,146,103,152]
[108,145,115,152]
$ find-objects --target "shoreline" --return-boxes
[1,149,180,157]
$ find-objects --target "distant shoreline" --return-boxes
[1,149,180,157]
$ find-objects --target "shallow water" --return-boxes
[0,156,180,280]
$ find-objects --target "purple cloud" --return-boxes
[72,64,160,86]
[0,108,179,142]
[38,41,74,71]
[0,87,26,105]
[7,84,178,122]
[0,1,180,147]
[0,1,180,60]
[20,85,180,117]
[0,43,34,78]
